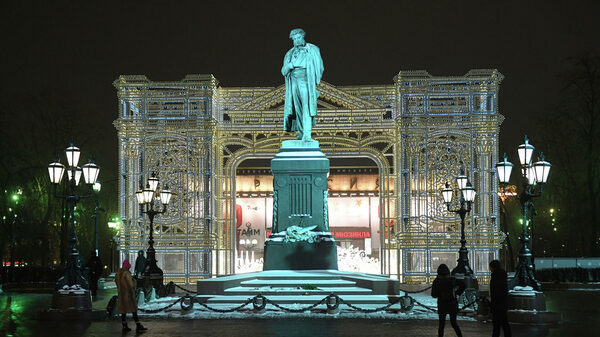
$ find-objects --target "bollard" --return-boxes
[326,294,339,314]
[180,295,194,312]
[106,295,119,317]
[147,287,158,302]
[399,295,415,312]
[252,294,266,313]
[476,296,490,317]
[136,289,146,307]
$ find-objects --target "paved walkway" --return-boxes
[2,288,599,337]
[18,317,530,337]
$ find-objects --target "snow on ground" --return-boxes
[137,292,476,321]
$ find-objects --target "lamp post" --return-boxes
[92,181,106,257]
[47,143,100,290]
[496,135,551,290]
[136,173,172,291]
[107,217,121,273]
[441,166,478,289]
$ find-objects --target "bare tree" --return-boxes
[541,53,600,256]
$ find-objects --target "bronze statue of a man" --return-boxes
[281,28,324,141]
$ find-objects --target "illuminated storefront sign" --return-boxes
[333,231,371,238]
[236,174,393,193]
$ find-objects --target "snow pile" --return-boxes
[509,286,537,296]
[58,284,86,295]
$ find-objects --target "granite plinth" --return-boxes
[265,140,338,270]
[264,239,338,270]
[506,291,561,325]
[37,290,106,321]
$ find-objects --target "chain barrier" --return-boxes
[459,297,480,312]
[410,294,482,315]
[138,297,183,313]
[170,281,198,294]
[195,297,255,313]
[337,297,396,313]
[136,282,483,316]
[178,294,256,313]
[398,285,433,294]
[263,295,328,313]
[412,299,438,312]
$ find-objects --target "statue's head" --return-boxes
[289,28,306,46]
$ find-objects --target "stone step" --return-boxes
[224,286,373,296]
[196,270,399,296]
[247,274,346,280]
[200,294,392,305]
[239,278,356,288]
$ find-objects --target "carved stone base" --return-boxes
[37,290,106,321]
[50,290,92,311]
[508,291,546,311]
[452,274,479,290]
[263,238,338,270]
[139,273,164,294]
[506,291,561,324]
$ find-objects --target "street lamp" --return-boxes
[107,217,121,273]
[47,143,100,291]
[441,166,478,289]
[91,181,106,257]
[496,135,551,290]
[137,172,172,291]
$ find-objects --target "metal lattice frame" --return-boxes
[395,70,505,283]
[114,69,505,283]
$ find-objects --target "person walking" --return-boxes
[86,251,103,297]
[431,264,465,337]
[115,260,147,332]
[134,250,147,279]
[489,260,512,337]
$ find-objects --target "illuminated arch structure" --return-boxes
[114,70,505,284]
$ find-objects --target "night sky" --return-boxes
[2,1,599,177]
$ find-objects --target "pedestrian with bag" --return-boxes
[489,260,512,337]
[431,264,465,337]
[115,260,147,333]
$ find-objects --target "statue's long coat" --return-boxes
[282,43,324,132]
[115,268,137,313]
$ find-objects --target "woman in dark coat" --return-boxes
[431,264,465,337]
[115,260,147,332]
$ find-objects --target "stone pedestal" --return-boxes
[139,272,164,293]
[50,290,92,311]
[37,289,106,321]
[453,274,479,290]
[264,140,338,270]
[264,234,338,270]
[506,289,561,324]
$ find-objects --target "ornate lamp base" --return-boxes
[140,271,164,293]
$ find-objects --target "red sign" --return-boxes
[333,231,371,238]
